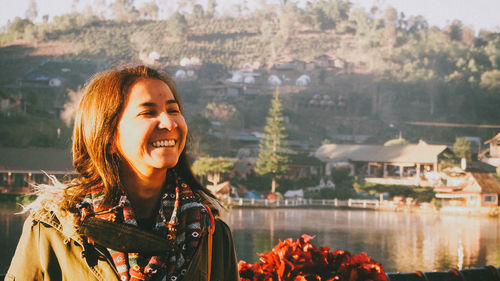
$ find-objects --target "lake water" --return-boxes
[2,204,500,273]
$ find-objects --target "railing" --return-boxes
[386,266,500,281]
[2,266,499,281]
[228,198,381,209]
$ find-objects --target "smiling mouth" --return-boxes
[151,140,176,148]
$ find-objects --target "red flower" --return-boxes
[238,235,387,281]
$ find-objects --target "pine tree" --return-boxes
[25,0,38,22]
[256,89,289,193]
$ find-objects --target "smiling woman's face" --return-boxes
[114,78,187,176]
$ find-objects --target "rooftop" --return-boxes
[315,144,449,164]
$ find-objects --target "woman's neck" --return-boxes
[119,165,167,218]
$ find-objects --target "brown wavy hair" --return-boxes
[63,65,218,212]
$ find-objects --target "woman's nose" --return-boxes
[158,113,178,131]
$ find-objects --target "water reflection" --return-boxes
[1,205,499,273]
[221,208,500,272]
[1,204,26,273]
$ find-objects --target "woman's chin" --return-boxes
[150,158,179,170]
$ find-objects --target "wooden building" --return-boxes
[434,168,500,208]
[314,143,450,186]
[481,132,500,167]
[0,147,75,193]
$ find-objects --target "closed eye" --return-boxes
[138,110,157,116]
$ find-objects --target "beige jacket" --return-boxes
[6,193,239,281]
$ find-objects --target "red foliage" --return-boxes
[238,235,387,281]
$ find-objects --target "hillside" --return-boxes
[1,1,500,152]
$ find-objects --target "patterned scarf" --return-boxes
[78,172,211,281]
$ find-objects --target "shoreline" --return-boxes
[225,198,500,218]
[2,193,498,218]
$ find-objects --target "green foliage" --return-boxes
[8,17,33,35]
[112,0,138,22]
[1,17,33,42]
[480,70,500,91]
[439,151,459,170]
[169,12,188,40]
[496,165,500,179]
[256,90,289,192]
[0,115,71,148]
[453,137,472,159]
[25,0,38,22]
[384,138,409,146]
[192,156,234,175]
[192,156,234,185]
[138,1,159,20]
[304,188,337,199]
[2,0,500,151]
[358,183,435,203]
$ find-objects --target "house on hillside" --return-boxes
[272,59,315,72]
[286,153,322,179]
[0,90,22,115]
[17,60,103,87]
[16,60,104,116]
[314,55,336,69]
[481,132,500,167]
[0,147,75,193]
[202,80,263,99]
[314,143,451,186]
[230,158,257,179]
[434,167,500,208]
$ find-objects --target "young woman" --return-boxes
[6,66,239,281]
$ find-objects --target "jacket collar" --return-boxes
[30,201,85,245]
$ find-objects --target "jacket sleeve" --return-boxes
[5,217,45,281]
[211,219,240,281]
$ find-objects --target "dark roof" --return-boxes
[288,153,322,166]
[484,132,500,144]
[0,147,74,173]
[233,159,256,175]
[467,161,497,173]
[315,144,448,164]
[471,172,500,193]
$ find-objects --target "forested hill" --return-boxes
[1,0,500,147]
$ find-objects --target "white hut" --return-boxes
[180,57,191,67]
[296,74,311,86]
[49,78,62,87]
[149,51,160,62]
[175,69,187,79]
[231,71,244,83]
[244,75,255,84]
[268,75,282,86]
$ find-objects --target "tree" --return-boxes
[480,70,500,92]
[256,89,289,193]
[93,0,107,19]
[8,17,33,36]
[138,1,159,20]
[192,157,234,185]
[206,0,217,17]
[384,138,409,146]
[203,102,236,122]
[25,0,38,22]
[192,4,204,19]
[453,138,471,160]
[278,3,297,42]
[169,12,187,40]
[112,0,138,22]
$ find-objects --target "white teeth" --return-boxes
[152,140,176,147]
